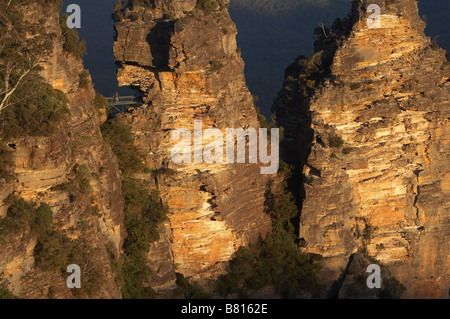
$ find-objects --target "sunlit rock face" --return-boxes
[274,0,450,298]
[114,0,273,285]
[0,1,125,298]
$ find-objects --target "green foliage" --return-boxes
[0,195,38,235]
[0,79,69,138]
[217,182,321,298]
[209,60,224,72]
[217,231,321,298]
[256,107,272,131]
[196,0,218,12]
[355,217,378,250]
[0,194,103,298]
[0,282,16,299]
[379,277,406,299]
[255,107,285,141]
[50,163,92,201]
[306,79,316,89]
[33,230,75,272]
[50,182,77,194]
[120,180,168,298]
[265,182,298,232]
[32,203,54,236]
[78,70,90,89]
[279,50,326,101]
[113,12,123,22]
[33,227,103,298]
[60,14,86,60]
[342,147,354,155]
[101,120,145,176]
[328,134,344,148]
[175,273,210,299]
[94,93,109,110]
[120,253,154,299]
[0,0,68,122]
[0,2,69,137]
[73,164,92,192]
[0,196,87,284]
[0,195,54,238]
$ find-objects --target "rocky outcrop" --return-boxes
[114,0,273,287]
[0,1,124,298]
[274,0,450,298]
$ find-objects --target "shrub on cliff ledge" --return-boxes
[0,195,40,235]
[196,0,218,12]
[101,120,145,176]
[217,182,321,298]
[175,273,210,299]
[328,134,344,148]
[60,14,86,60]
[0,78,69,138]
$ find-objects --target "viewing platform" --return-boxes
[106,96,141,107]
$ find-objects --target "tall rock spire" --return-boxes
[274,0,450,298]
[113,0,273,289]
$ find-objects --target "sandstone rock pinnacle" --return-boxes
[274,0,450,298]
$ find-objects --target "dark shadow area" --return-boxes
[273,11,355,242]
[146,21,175,70]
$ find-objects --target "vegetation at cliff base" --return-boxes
[120,174,169,299]
[175,273,210,299]
[50,163,93,203]
[101,119,169,298]
[101,120,145,175]
[216,176,321,298]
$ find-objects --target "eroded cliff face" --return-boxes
[113,0,272,286]
[0,1,124,298]
[274,0,449,298]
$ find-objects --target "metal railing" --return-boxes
[106,96,142,115]
[106,96,139,106]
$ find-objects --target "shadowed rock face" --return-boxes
[274,0,450,298]
[114,0,273,287]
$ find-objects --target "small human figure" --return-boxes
[114,92,119,103]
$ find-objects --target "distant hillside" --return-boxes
[229,0,449,117]
[229,0,352,116]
